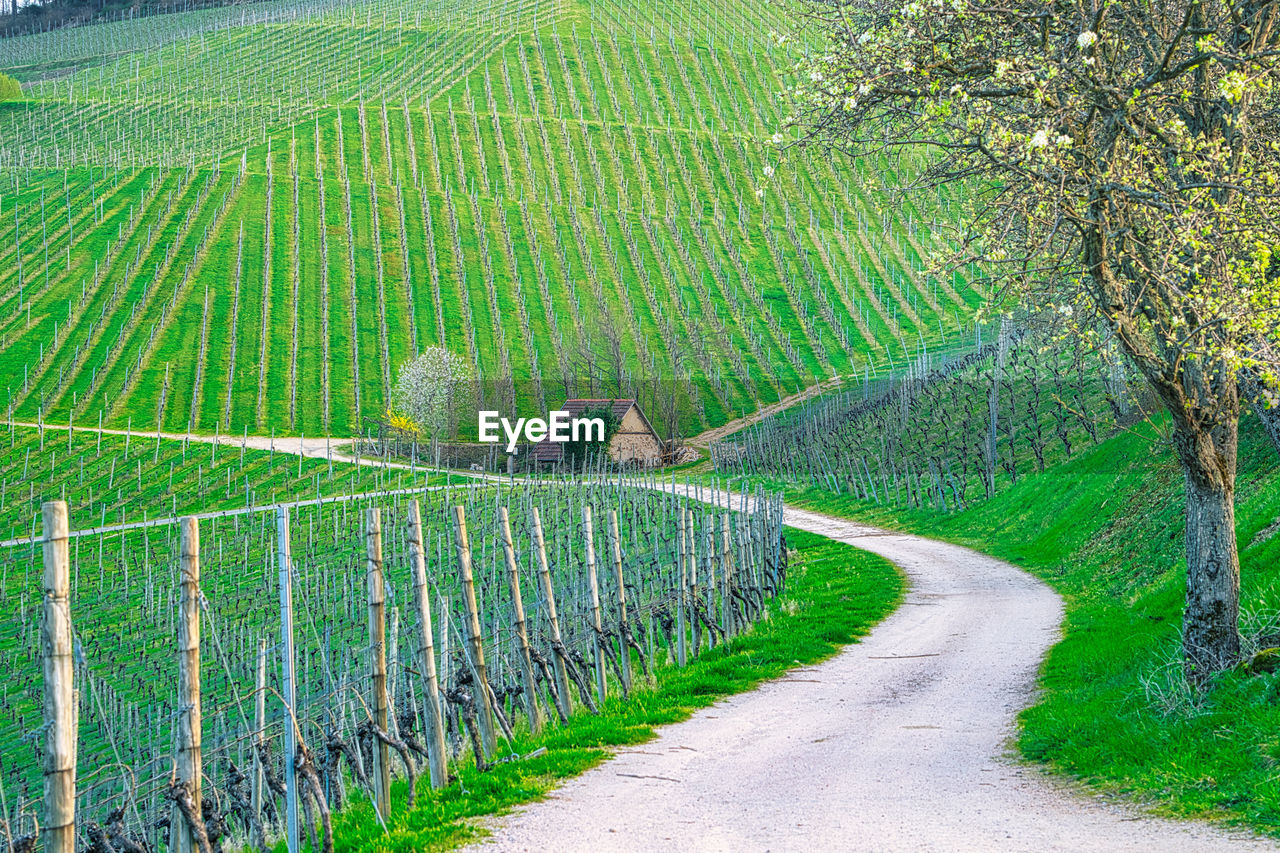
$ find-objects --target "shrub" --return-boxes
[0,74,22,102]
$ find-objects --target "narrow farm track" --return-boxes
[687,377,845,447]
[469,503,1280,853]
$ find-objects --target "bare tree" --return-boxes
[794,0,1280,677]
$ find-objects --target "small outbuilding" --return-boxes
[533,398,664,467]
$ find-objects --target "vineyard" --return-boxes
[2,476,784,851]
[0,0,981,438]
[0,424,445,540]
[711,319,1145,511]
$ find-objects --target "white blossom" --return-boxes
[1029,129,1050,149]
[392,347,471,441]
[1077,31,1097,49]
[763,165,776,178]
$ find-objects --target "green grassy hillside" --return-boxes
[0,0,980,437]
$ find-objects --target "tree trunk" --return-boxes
[1179,417,1241,680]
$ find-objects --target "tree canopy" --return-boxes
[795,0,1280,677]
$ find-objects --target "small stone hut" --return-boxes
[533,399,664,467]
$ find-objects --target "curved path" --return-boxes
[469,505,1278,852]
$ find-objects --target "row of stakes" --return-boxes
[31,485,781,853]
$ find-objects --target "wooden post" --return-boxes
[703,515,716,649]
[688,507,701,656]
[41,500,75,853]
[252,638,267,823]
[531,507,572,719]
[498,507,543,733]
[675,507,687,667]
[172,516,202,853]
[451,506,497,757]
[607,510,631,693]
[721,513,736,639]
[407,500,448,788]
[365,508,391,818]
[583,507,606,703]
[277,507,300,853]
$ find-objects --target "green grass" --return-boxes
[303,528,902,852]
[760,416,1280,833]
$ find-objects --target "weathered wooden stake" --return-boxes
[41,500,75,853]
[365,508,391,818]
[721,513,736,639]
[407,500,448,788]
[703,515,716,649]
[531,507,573,719]
[607,509,631,693]
[688,507,701,656]
[172,516,202,853]
[452,506,498,757]
[675,508,688,667]
[498,507,543,733]
[583,506,606,703]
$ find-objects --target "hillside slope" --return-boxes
[0,0,980,436]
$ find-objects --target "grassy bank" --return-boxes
[771,417,1280,832]
[313,529,902,852]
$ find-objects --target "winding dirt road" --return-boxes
[468,505,1278,852]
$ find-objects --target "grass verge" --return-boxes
[315,529,902,852]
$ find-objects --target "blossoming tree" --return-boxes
[391,347,472,467]
[793,0,1280,677]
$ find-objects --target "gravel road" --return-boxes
[468,505,1279,852]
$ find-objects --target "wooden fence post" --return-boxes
[498,507,543,734]
[407,500,449,788]
[277,506,300,853]
[41,500,75,853]
[451,506,498,757]
[365,508,391,818]
[531,507,572,720]
[703,515,716,649]
[675,507,687,667]
[721,513,736,639]
[172,516,202,853]
[687,507,701,657]
[583,506,606,703]
[607,510,631,694]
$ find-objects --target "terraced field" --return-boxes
[0,0,981,438]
